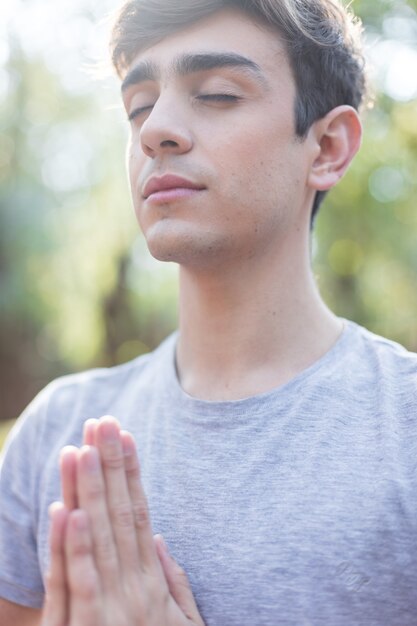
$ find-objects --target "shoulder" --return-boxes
[46,334,174,401]
[40,331,175,405]
[342,319,417,409]
[2,332,177,458]
[347,320,417,373]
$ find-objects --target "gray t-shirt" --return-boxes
[1,319,417,625]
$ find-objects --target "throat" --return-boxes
[175,314,344,402]
[176,249,343,402]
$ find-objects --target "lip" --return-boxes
[143,174,206,200]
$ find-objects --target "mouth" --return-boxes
[143,174,206,202]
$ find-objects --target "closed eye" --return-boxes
[197,94,239,103]
[127,105,153,122]
[127,94,239,122]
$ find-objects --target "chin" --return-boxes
[142,220,186,260]
[143,222,230,268]
[146,235,203,266]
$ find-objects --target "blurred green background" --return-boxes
[1,0,417,444]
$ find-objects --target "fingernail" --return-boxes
[84,418,98,429]
[48,501,64,517]
[83,418,98,440]
[101,420,119,443]
[82,445,100,471]
[121,431,134,456]
[60,445,79,461]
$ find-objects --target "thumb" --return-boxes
[154,534,204,625]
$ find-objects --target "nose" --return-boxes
[139,96,193,158]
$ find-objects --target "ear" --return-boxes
[307,105,362,192]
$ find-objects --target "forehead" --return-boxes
[124,8,290,83]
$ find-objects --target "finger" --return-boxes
[60,447,79,511]
[154,534,204,625]
[65,509,102,626]
[93,417,144,576]
[76,445,120,591]
[121,429,162,572]
[83,419,99,446]
[43,502,69,626]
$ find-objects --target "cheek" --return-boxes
[231,129,299,196]
[215,124,281,179]
[212,133,300,238]
[127,146,146,196]
[215,146,286,207]
[126,143,136,187]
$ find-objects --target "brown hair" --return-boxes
[110,0,367,223]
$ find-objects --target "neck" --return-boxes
[176,226,342,401]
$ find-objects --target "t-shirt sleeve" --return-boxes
[0,391,49,609]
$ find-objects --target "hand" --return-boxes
[42,416,205,626]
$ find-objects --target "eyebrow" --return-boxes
[121,52,267,93]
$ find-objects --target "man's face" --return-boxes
[122,9,317,269]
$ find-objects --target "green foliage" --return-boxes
[1,0,417,420]
[313,94,417,348]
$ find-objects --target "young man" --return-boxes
[1,1,417,624]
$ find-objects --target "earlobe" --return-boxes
[308,105,362,192]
